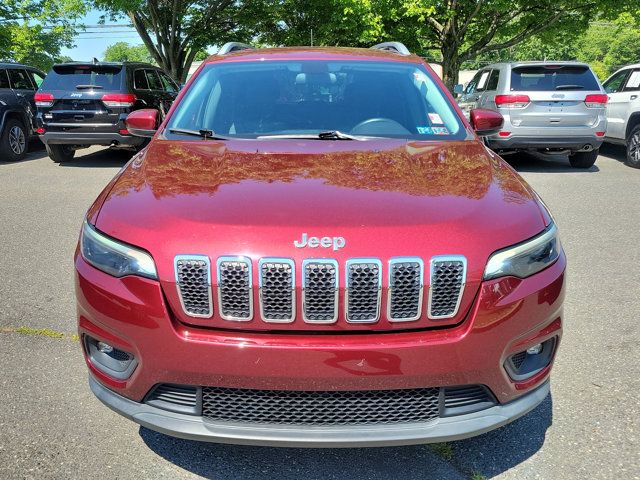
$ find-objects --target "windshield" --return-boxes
[166,60,465,140]
[41,64,124,91]
[510,65,600,91]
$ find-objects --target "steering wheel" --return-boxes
[351,117,412,135]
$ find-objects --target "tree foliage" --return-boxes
[0,0,85,72]
[95,0,251,82]
[104,41,155,63]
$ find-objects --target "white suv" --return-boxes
[602,64,640,168]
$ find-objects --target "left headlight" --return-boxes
[484,222,561,281]
[80,220,157,279]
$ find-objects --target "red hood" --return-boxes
[93,138,548,331]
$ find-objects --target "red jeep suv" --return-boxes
[76,42,565,447]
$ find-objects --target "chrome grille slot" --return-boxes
[345,259,382,323]
[302,259,338,323]
[174,255,212,318]
[217,256,253,321]
[388,258,424,322]
[428,256,466,319]
[259,258,295,322]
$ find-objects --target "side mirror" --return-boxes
[469,108,503,137]
[453,84,464,95]
[125,109,159,138]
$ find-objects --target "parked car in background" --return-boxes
[455,62,607,168]
[76,42,565,447]
[0,62,46,161]
[602,63,640,168]
[35,61,179,162]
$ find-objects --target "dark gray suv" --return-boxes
[0,62,46,161]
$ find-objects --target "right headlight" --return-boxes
[484,222,561,280]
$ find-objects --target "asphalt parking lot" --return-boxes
[0,143,638,480]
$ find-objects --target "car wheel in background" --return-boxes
[46,144,75,163]
[625,125,640,169]
[568,149,598,169]
[0,119,28,162]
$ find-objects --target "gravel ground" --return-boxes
[0,142,638,479]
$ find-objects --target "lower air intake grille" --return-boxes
[259,259,295,322]
[442,385,495,416]
[302,260,338,323]
[388,259,423,321]
[202,386,441,425]
[217,257,252,320]
[175,256,212,317]
[346,259,382,323]
[429,257,466,319]
[145,384,199,415]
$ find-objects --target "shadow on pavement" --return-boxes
[139,395,552,480]
[505,152,599,173]
[598,142,627,163]
[57,148,133,168]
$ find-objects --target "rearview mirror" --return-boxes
[469,108,504,137]
[453,84,464,95]
[125,109,159,138]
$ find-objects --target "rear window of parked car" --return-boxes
[510,65,600,91]
[41,65,124,91]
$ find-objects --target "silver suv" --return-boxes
[602,63,640,168]
[455,62,607,168]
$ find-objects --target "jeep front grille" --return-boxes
[258,258,295,322]
[174,255,213,318]
[217,256,252,321]
[173,255,467,324]
[345,259,382,323]
[428,256,466,319]
[302,259,339,323]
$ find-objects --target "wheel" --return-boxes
[625,124,640,169]
[568,149,598,169]
[45,144,75,163]
[0,119,27,162]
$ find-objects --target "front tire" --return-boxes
[0,119,27,162]
[625,125,640,169]
[45,144,75,163]
[568,149,598,169]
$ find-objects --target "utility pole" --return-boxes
[310,29,313,46]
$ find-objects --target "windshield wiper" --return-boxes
[168,128,231,140]
[555,84,583,90]
[257,131,366,141]
[76,84,103,90]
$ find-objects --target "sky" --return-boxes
[60,9,143,61]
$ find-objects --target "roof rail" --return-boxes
[218,42,253,55]
[370,42,411,56]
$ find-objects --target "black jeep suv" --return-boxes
[0,62,46,162]
[36,61,179,162]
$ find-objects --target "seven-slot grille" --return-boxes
[217,256,252,320]
[302,259,339,323]
[259,258,295,322]
[174,255,212,318]
[174,255,467,323]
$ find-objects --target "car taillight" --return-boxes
[494,94,530,108]
[34,93,54,107]
[36,127,45,134]
[102,93,137,108]
[584,94,608,108]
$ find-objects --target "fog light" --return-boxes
[526,343,543,355]
[97,341,114,354]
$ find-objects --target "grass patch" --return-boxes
[70,334,80,341]
[470,473,487,480]
[430,442,455,461]
[15,326,65,338]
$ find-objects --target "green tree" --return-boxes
[95,0,251,82]
[0,0,86,72]
[104,41,155,63]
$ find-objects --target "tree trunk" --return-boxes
[440,44,461,93]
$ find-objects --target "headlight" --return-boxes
[484,223,561,280]
[80,220,157,279]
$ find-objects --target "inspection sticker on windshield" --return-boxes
[417,126,433,134]
[432,126,449,135]
[428,113,443,124]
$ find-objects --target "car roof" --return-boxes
[613,63,640,71]
[482,61,592,70]
[50,61,157,69]
[0,62,40,69]
[204,46,424,64]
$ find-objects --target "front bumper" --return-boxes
[90,375,550,447]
